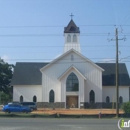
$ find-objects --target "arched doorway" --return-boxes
[66,72,79,108]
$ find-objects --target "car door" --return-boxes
[8,104,14,112]
[14,104,22,112]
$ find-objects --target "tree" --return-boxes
[122,102,130,114]
[0,58,14,104]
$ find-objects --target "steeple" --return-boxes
[64,19,80,33]
[63,15,81,53]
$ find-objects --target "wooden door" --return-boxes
[66,96,78,108]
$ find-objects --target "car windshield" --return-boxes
[21,102,35,105]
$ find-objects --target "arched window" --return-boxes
[49,90,54,103]
[66,72,79,92]
[67,34,71,42]
[89,90,95,103]
[73,34,77,42]
[33,96,37,102]
[20,95,23,102]
[119,96,123,103]
[71,54,74,61]
[106,96,110,103]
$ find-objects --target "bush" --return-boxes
[122,102,130,113]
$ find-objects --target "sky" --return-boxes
[0,0,130,74]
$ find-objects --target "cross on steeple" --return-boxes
[70,13,74,19]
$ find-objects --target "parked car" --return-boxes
[20,102,37,111]
[8,102,20,105]
[2,104,31,113]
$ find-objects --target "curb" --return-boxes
[0,113,129,118]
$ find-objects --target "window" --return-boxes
[71,54,74,61]
[20,95,23,102]
[73,34,77,42]
[33,96,37,102]
[119,96,123,103]
[66,72,79,91]
[89,90,95,103]
[67,34,71,42]
[106,96,110,103]
[49,90,54,103]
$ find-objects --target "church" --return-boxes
[11,19,130,108]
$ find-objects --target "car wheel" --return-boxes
[22,110,26,113]
[30,108,34,111]
[22,110,28,114]
[26,111,28,114]
[5,109,10,113]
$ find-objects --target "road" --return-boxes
[0,118,120,130]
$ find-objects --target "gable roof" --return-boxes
[11,62,130,86]
[96,63,130,86]
[40,49,104,72]
[58,65,86,80]
[11,62,48,85]
[64,19,80,33]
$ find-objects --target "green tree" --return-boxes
[122,102,130,114]
[0,58,14,104]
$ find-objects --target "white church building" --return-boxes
[11,19,130,108]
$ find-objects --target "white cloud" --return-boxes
[1,55,10,63]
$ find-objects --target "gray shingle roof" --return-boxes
[11,62,48,85]
[64,19,80,33]
[96,63,130,86]
[11,62,130,86]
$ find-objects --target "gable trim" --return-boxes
[58,65,86,80]
[40,49,104,72]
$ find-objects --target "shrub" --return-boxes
[122,102,130,113]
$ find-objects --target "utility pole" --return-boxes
[116,28,119,118]
[108,27,126,118]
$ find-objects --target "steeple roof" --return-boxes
[64,19,80,33]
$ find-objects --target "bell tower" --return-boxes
[64,14,81,53]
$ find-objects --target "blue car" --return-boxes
[2,104,31,113]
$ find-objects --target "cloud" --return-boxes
[1,55,10,63]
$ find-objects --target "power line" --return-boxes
[1,45,130,48]
[0,56,129,61]
[0,25,130,28]
[0,45,117,48]
[2,59,130,63]
[0,34,130,37]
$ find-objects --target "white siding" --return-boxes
[59,67,85,108]
[102,86,129,102]
[13,85,42,102]
[84,69,102,103]
[64,33,81,53]
[41,51,103,104]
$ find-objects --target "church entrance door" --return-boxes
[66,96,78,108]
